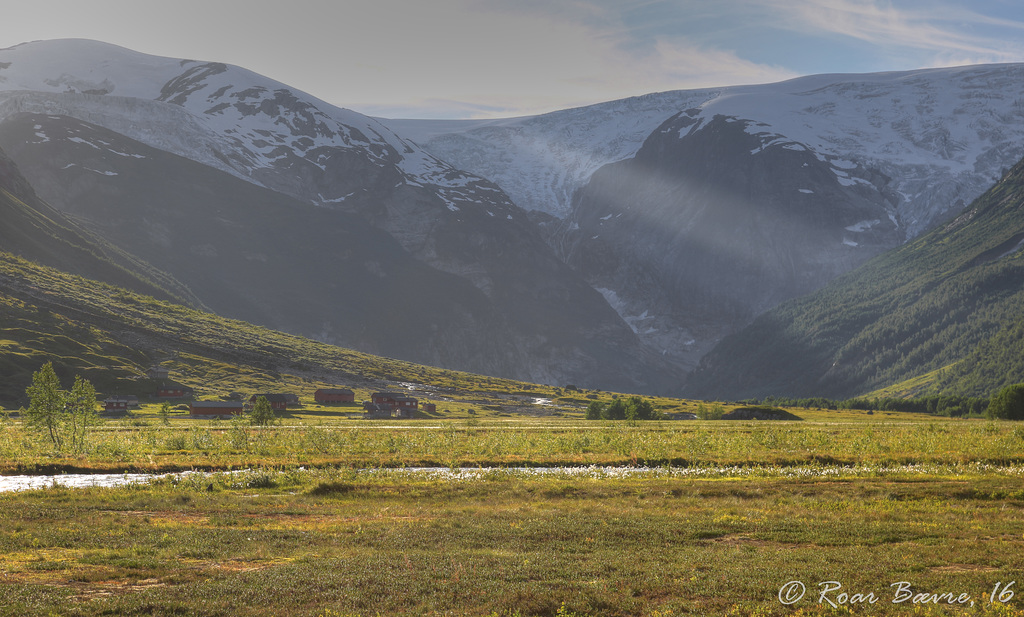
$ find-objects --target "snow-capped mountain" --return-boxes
[0,39,521,226]
[387,64,1024,238]
[0,39,675,393]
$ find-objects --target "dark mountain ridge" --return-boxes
[0,141,196,305]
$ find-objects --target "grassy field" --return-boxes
[2,412,1024,616]
[1,405,1020,473]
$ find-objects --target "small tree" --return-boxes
[603,398,628,420]
[627,397,657,420]
[24,362,99,452]
[24,362,65,449]
[158,400,172,426]
[587,397,660,421]
[64,375,98,453]
[249,396,277,426]
[696,402,724,420]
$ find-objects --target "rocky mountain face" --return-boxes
[0,40,673,393]
[0,112,518,375]
[553,112,902,370]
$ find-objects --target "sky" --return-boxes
[2,0,1024,119]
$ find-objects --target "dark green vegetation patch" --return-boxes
[689,157,1024,400]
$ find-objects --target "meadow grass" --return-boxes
[1,465,1024,616]
[0,413,1021,473]
[2,415,1024,615]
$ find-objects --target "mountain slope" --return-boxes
[0,39,672,393]
[686,156,1024,400]
[0,248,544,408]
[0,112,524,375]
[0,141,197,305]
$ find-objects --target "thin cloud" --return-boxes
[647,39,800,89]
[358,0,806,118]
[757,0,1024,63]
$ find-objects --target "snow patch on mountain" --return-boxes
[845,220,879,232]
[596,287,657,335]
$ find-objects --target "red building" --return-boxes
[369,392,418,418]
[190,401,244,417]
[156,383,192,398]
[103,396,133,412]
[249,394,290,411]
[315,388,355,404]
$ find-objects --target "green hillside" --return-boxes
[687,157,1024,400]
[0,249,538,407]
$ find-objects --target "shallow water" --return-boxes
[3,462,1023,492]
[0,472,191,492]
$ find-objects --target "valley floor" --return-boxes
[1,415,1023,616]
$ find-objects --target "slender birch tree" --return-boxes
[23,362,99,452]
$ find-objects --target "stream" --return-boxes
[2,462,1023,492]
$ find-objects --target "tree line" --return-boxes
[744,394,990,417]
[586,396,660,421]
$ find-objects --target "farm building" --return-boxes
[395,397,418,414]
[367,392,419,418]
[103,396,134,412]
[190,401,244,417]
[248,394,290,411]
[362,402,393,419]
[394,399,418,419]
[370,392,418,412]
[315,388,355,404]
[421,402,436,414]
[156,382,193,398]
[361,392,419,418]
[146,365,170,380]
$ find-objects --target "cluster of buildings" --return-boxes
[101,366,435,419]
[363,392,436,419]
